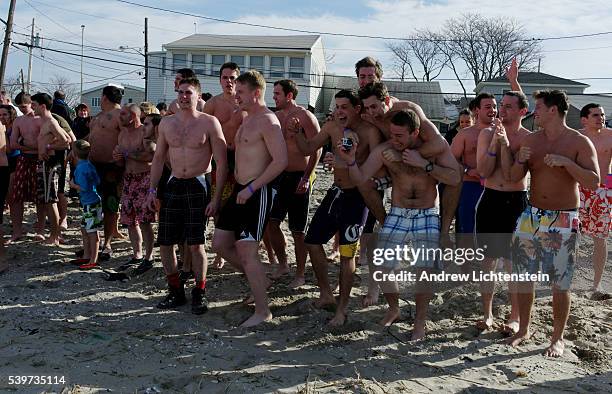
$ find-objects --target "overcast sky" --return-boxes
[3,0,612,97]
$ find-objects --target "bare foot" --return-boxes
[288,276,305,289]
[314,295,336,310]
[328,311,347,326]
[59,219,68,231]
[506,330,532,347]
[212,255,225,269]
[362,292,379,307]
[499,320,520,336]
[240,311,272,327]
[544,339,565,357]
[380,307,400,327]
[269,265,289,280]
[476,316,494,331]
[33,233,45,241]
[411,320,426,341]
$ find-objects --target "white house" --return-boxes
[81,84,145,115]
[146,34,326,111]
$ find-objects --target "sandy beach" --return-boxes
[1,167,610,393]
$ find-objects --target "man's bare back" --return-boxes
[89,109,122,163]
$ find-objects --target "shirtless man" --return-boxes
[146,77,227,314]
[89,85,124,258]
[452,93,496,239]
[339,109,460,339]
[204,62,247,269]
[9,93,44,241]
[267,79,321,287]
[167,68,205,115]
[212,70,287,327]
[357,82,449,306]
[293,89,381,326]
[578,103,612,294]
[113,104,156,273]
[475,89,530,333]
[31,93,72,245]
[505,90,599,357]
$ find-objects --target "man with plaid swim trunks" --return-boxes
[578,103,612,293]
[338,109,460,340]
[113,104,157,272]
[505,90,599,357]
[146,77,228,315]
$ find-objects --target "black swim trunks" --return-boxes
[363,189,384,234]
[269,171,311,233]
[216,182,276,242]
[54,149,68,195]
[36,154,62,204]
[304,185,367,258]
[158,175,210,246]
[475,188,528,259]
[93,162,124,213]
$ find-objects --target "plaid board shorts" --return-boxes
[81,202,104,233]
[157,175,210,246]
[579,184,611,239]
[512,205,580,290]
[377,206,441,270]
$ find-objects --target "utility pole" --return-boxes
[144,17,148,101]
[26,18,34,93]
[80,25,85,103]
[19,68,24,91]
[0,0,17,91]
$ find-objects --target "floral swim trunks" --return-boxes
[512,204,580,291]
[120,171,157,226]
[579,181,611,239]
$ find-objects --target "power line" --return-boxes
[116,0,612,43]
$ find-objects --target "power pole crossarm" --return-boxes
[0,0,17,91]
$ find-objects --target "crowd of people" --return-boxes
[0,56,609,358]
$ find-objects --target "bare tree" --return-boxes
[2,74,26,100]
[387,30,446,82]
[441,13,541,86]
[41,74,79,107]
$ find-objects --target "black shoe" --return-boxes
[179,269,194,283]
[191,287,209,315]
[99,251,112,262]
[117,257,142,272]
[132,259,153,276]
[157,286,186,309]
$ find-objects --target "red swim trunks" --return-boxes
[10,154,38,203]
[120,171,157,226]
[579,184,611,239]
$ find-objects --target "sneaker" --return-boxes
[157,286,186,309]
[78,262,99,270]
[117,257,143,272]
[132,259,153,276]
[191,287,209,315]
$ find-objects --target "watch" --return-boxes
[425,161,434,173]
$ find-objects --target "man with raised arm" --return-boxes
[504,90,599,357]
[578,103,612,295]
[212,70,287,327]
[204,62,247,269]
[338,109,461,339]
[267,79,321,287]
[145,77,227,315]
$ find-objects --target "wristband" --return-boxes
[487,151,497,157]
[348,160,357,167]
[247,184,255,194]
[148,187,157,194]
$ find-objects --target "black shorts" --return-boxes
[269,171,311,233]
[475,188,528,258]
[93,162,124,213]
[363,189,384,234]
[54,150,68,195]
[216,182,275,242]
[8,155,18,173]
[0,166,9,223]
[36,155,62,204]
[304,185,367,258]
[156,165,172,201]
[158,176,210,246]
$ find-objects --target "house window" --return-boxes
[128,98,133,103]
[289,57,305,80]
[270,56,286,79]
[192,54,206,76]
[91,97,100,107]
[173,53,187,72]
[249,56,264,74]
[230,55,245,73]
[211,55,226,76]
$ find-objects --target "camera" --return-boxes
[341,137,353,152]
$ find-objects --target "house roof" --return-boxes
[568,94,612,114]
[322,75,446,120]
[476,72,588,92]
[81,83,144,96]
[164,34,321,51]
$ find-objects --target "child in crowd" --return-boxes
[69,140,103,270]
